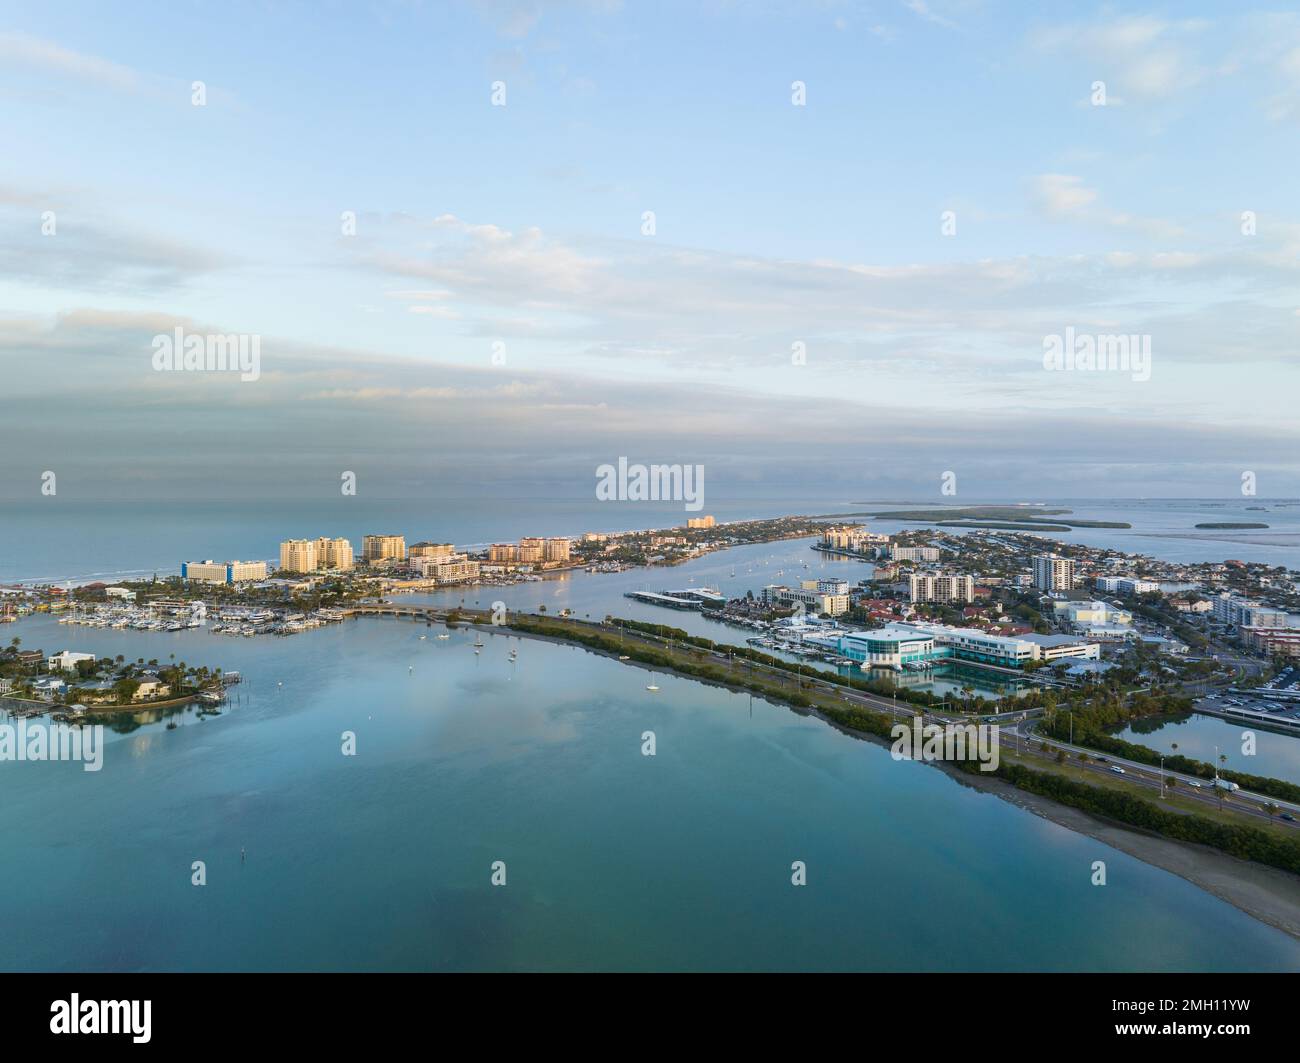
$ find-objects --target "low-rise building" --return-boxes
[47,650,96,672]
[1242,628,1300,658]
[891,544,940,563]
[838,627,936,668]
[183,560,269,584]
[133,680,171,700]
[1212,594,1289,629]
[1094,576,1160,595]
[1052,600,1132,626]
[414,555,482,584]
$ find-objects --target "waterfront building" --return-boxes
[1094,576,1159,595]
[1032,554,1077,592]
[279,540,318,573]
[923,625,1039,668]
[836,622,1097,671]
[890,544,940,563]
[1019,633,1102,662]
[1211,593,1289,629]
[838,627,936,669]
[409,542,456,560]
[686,515,716,529]
[414,555,482,584]
[518,538,545,563]
[184,559,270,584]
[363,535,407,563]
[314,537,354,572]
[763,585,849,617]
[822,525,889,552]
[47,650,96,672]
[133,680,171,700]
[544,538,572,562]
[908,572,975,604]
[488,543,519,563]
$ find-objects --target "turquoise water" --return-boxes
[3,612,1298,971]
[1114,712,1300,787]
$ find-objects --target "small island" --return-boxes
[1195,522,1269,529]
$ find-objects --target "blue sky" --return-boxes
[1,1,1298,500]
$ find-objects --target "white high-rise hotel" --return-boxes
[1033,554,1077,592]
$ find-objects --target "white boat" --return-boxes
[436,634,450,640]
[646,684,659,692]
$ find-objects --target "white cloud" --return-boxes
[0,31,141,91]
[902,1,956,31]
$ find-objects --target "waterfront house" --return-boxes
[133,680,171,700]
[47,650,96,673]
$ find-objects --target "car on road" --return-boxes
[1110,766,1126,775]
[1280,813,1296,823]
[1187,780,1202,788]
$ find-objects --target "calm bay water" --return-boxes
[3,611,1300,971]
[1114,713,1300,787]
[1,496,1298,587]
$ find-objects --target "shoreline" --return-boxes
[484,617,1300,943]
[947,765,1300,941]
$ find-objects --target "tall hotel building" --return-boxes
[363,535,406,563]
[315,537,354,572]
[517,538,546,563]
[488,543,519,563]
[279,539,318,573]
[1033,554,1077,592]
[410,542,456,560]
[543,538,572,563]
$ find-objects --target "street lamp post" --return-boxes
[1159,755,1165,799]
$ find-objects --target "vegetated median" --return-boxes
[504,613,1300,877]
[1040,717,1300,805]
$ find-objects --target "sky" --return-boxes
[1,0,1298,501]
